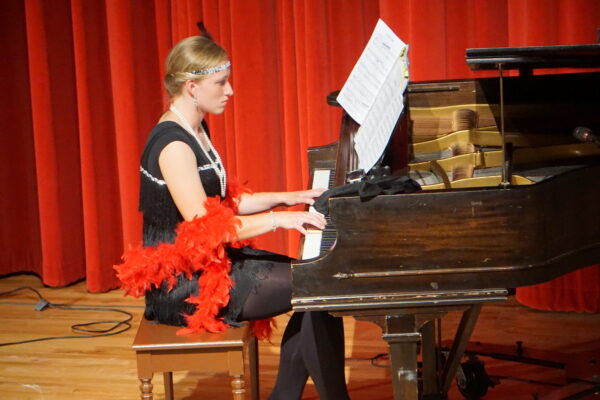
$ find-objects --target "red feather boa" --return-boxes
[114,178,275,339]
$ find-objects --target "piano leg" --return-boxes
[381,314,421,400]
[355,306,482,400]
[355,313,445,400]
[421,320,441,398]
[440,304,482,394]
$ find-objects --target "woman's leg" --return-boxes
[236,257,293,320]
[269,311,350,400]
[233,252,350,400]
[267,312,309,400]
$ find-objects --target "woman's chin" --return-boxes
[210,106,227,115]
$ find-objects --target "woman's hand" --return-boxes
[281,188,327,207]
[237,188,327,215]
[274,211,327,235]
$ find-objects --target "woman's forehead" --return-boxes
[209,67,231,79]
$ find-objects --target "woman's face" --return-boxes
[193,63,233,115]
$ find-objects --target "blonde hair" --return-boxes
[164,36,228,97]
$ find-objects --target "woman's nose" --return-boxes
[225,81,233,96]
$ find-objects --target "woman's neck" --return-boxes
[169,97,205,133]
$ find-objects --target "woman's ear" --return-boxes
[183,79,199,98]
[183,79,196,97]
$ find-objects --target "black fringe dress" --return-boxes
[139,121,290,327]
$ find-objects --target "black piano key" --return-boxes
[319,222,337,254]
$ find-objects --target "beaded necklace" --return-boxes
[169,104,227,198]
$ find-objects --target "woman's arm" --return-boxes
[159,141,208,220]
[237,188,326,215]
[159,143,326,240]
[236,210,326,239]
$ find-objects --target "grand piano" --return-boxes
[291,44,600,399]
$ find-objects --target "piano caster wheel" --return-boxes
[456,358,494,399]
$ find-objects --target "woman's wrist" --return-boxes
[275,191,290,207]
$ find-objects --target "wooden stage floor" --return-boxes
[0,274,598,399]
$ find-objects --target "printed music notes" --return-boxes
[337,19,409,173]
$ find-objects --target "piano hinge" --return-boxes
[346,169,365,183]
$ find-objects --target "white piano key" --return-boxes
[302,230,323,260]
[301,168,331,260]
[308,169,331,214]
[311,169,331,189]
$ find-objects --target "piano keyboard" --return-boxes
[301,168,337,260]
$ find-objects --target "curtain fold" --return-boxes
[2,0,598,313]
[0,0,41,277]
[71,0,121,290]
[24,0,86,286]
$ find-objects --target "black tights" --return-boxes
[236,258,350,400]
[268,311,350,400]
[236,255,293,321]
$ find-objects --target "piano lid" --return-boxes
[466,43,600,71]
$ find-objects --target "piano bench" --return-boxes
[132,317,259,400]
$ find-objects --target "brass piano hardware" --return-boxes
[410,151,501,172]
[429,160,451,189]
[333,264,539,280]
[419,174,534,190]
[410,128,573,157]
[409,143,600,189]
[493,144,598,168]
[410,103,492,116]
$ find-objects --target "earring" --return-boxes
[192,98,198,107]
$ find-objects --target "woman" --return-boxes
[115,32,350,400]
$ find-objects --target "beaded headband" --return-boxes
[191,61,231,76]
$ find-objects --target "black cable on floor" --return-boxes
[0,286,133,347]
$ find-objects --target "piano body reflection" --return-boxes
[291,45,600,400]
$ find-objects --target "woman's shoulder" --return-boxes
[145,121,199,151]
[148,121,193,143]
[141,121,200,167]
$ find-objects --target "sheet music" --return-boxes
[354,56,409,172]
[336,19,409,174]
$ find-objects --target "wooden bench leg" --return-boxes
[248,336,259,400]
[163,372,174,400]
[231,374,245,400]
[139,378,153,399]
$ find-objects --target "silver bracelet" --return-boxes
[269,211,277,231]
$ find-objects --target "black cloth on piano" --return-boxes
[313,174,421,215]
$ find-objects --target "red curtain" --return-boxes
[1,0,598,312]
